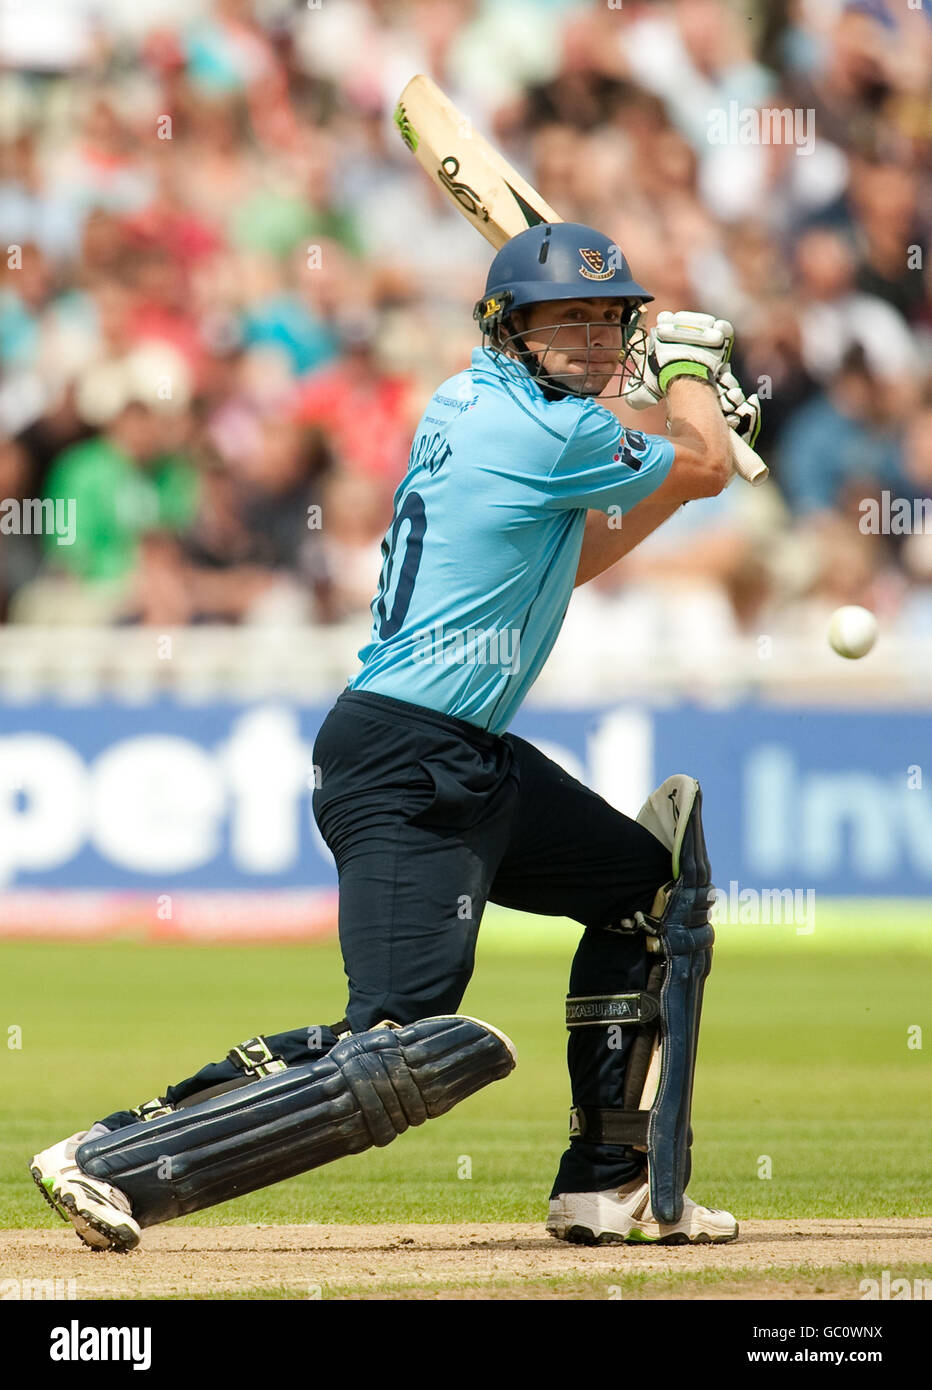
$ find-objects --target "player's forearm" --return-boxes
[574,495,683,587]
[662,376,731,502]
[574,378,731,587]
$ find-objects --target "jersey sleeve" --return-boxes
[544,405,673,513]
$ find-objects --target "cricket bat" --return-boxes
[395,74,769,487]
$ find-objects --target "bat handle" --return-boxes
[730,430,769,486]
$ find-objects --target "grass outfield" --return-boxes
[1,902,929,1230]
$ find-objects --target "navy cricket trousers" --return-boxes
[97,688,671,1195]
[312,689,671,1193]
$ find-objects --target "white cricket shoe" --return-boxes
[547,1176,738,1245]
[31,1132,140,1252]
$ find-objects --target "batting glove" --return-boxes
[650,310,734,393]
[716,369,761,450]
[626,327,761,449]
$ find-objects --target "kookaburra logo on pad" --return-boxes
[578,248,614,281]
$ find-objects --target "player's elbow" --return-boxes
[670,439,731,502]
[705,443,731,497]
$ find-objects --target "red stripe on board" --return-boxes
[0,891,339,942]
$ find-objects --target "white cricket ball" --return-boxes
[828,605,878,659]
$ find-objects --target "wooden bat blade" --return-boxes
[394,74,561,248]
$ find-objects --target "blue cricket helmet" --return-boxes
[474,222,652,332]
[473,223,653,400]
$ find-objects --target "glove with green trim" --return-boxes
[625,312,761,451]
[650,310,734,393]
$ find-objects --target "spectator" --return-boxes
[898,401,932,588]
[776,348,904,516]
[291,312,414,497]
[0,0,925,650]
[848,159,929,325]
[0,436,43,620]
[238,415,332,574]
[43,399,198,584]
[793,227,920,383]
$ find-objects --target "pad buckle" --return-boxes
[227,1036,287,1080]
[131,1097,174,1122]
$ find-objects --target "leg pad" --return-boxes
[76,1016,515,1227]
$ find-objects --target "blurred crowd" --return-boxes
[0,0,930,654]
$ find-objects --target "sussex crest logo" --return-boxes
[579,247,614,281]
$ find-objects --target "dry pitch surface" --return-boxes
[3,1221,931,1300]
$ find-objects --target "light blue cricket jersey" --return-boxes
[350,347,673,734]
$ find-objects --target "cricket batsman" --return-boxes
[32,223,760,1250]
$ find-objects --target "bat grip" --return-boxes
[730,430,769,486]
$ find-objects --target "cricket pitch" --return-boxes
[2,1221,930,1300]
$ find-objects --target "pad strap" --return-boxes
[227,1035,287,1080]
[130,1097,173,1122]
[565,993,660,1028]
[569,1106,649,1147]
[134,1034,310,1123]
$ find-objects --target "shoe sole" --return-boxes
[30,1166,138,1253]
[551,1222,739,1246]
